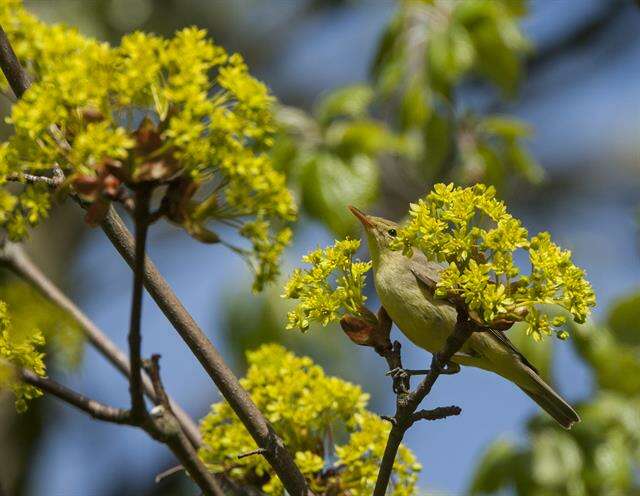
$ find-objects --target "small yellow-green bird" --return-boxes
[349,206,580,429]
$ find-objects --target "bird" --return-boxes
[349,205,580,429]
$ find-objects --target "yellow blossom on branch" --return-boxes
[198,344,420,495]
[0,0,296,290]
[282,239,371,331]
[393,183,596,340]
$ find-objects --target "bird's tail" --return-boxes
[518,369,580,429]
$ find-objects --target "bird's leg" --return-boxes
[431,353,461,375]
[440,361,461,375]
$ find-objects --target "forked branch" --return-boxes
[0,241,202,447]
[341,306,474,496]
[19,367,223,495]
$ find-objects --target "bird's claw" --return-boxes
[386,368,409,393]
[386,367,429,379]
[386,367,431,394]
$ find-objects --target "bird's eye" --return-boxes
[387,228,397,237]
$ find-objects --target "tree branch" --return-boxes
[128,186,151,420]
[144,353,171,409]
[0,24,310,495]
[0,241,202,448]
[411,405,461,422]
[372,311,475,496]
[20,369,132,424]
[339,305,471,495]
[140,354,223,496]
[100,207,311,495]
[0,25,30,98]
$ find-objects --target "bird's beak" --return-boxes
[349,205,373,230]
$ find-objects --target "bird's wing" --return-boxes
[409,257,479,360]
[408,256,445,294]
[409,256,539,373]
[485,327,539,373]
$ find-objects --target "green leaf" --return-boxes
[427,25,475,95]
[474,142,504,188]
[572,323,640,395]
[275,105,320,139]
[471,24,522,95]
[370,14,402,83]
[315,85,375,126]
[400,78,432,130]
[607,291,640,347]
[325,119,405,158]
[532,429,583,487]
[593,432,633,490]
[422,110,452,174]
[506,142,545,184]
[498,0,528,16]
[479,116,531,139]
[468,439,519,493]
[579,393,640,442]
[301,153,378,236]
[453,0,528,95]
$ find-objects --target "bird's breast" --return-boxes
[373,261,456,353]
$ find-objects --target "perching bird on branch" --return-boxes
[349,206,580,429]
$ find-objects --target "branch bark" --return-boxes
[20,369,131,424]
[0,23,310,495]
[0,25,30,98]
[128,186,151,419]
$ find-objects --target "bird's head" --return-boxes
[349,206,399,265]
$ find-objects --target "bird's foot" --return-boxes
[386,367,430,394]
[386,367,430,379]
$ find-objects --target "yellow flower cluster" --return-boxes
[0,300,46,412]
[282,239,371,331]
[394,183,596,340]
[0,0,296,288]
[198,344,420,495]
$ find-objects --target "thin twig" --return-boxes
[7,173,62,187]
[144,354,172,409]
[155,464,185,483]
[237,448,267,460]
[139,354,223,496]
[411,405,462,422]
[20,369,131,424]
[129,186,151,419]
[0,241,202,447]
